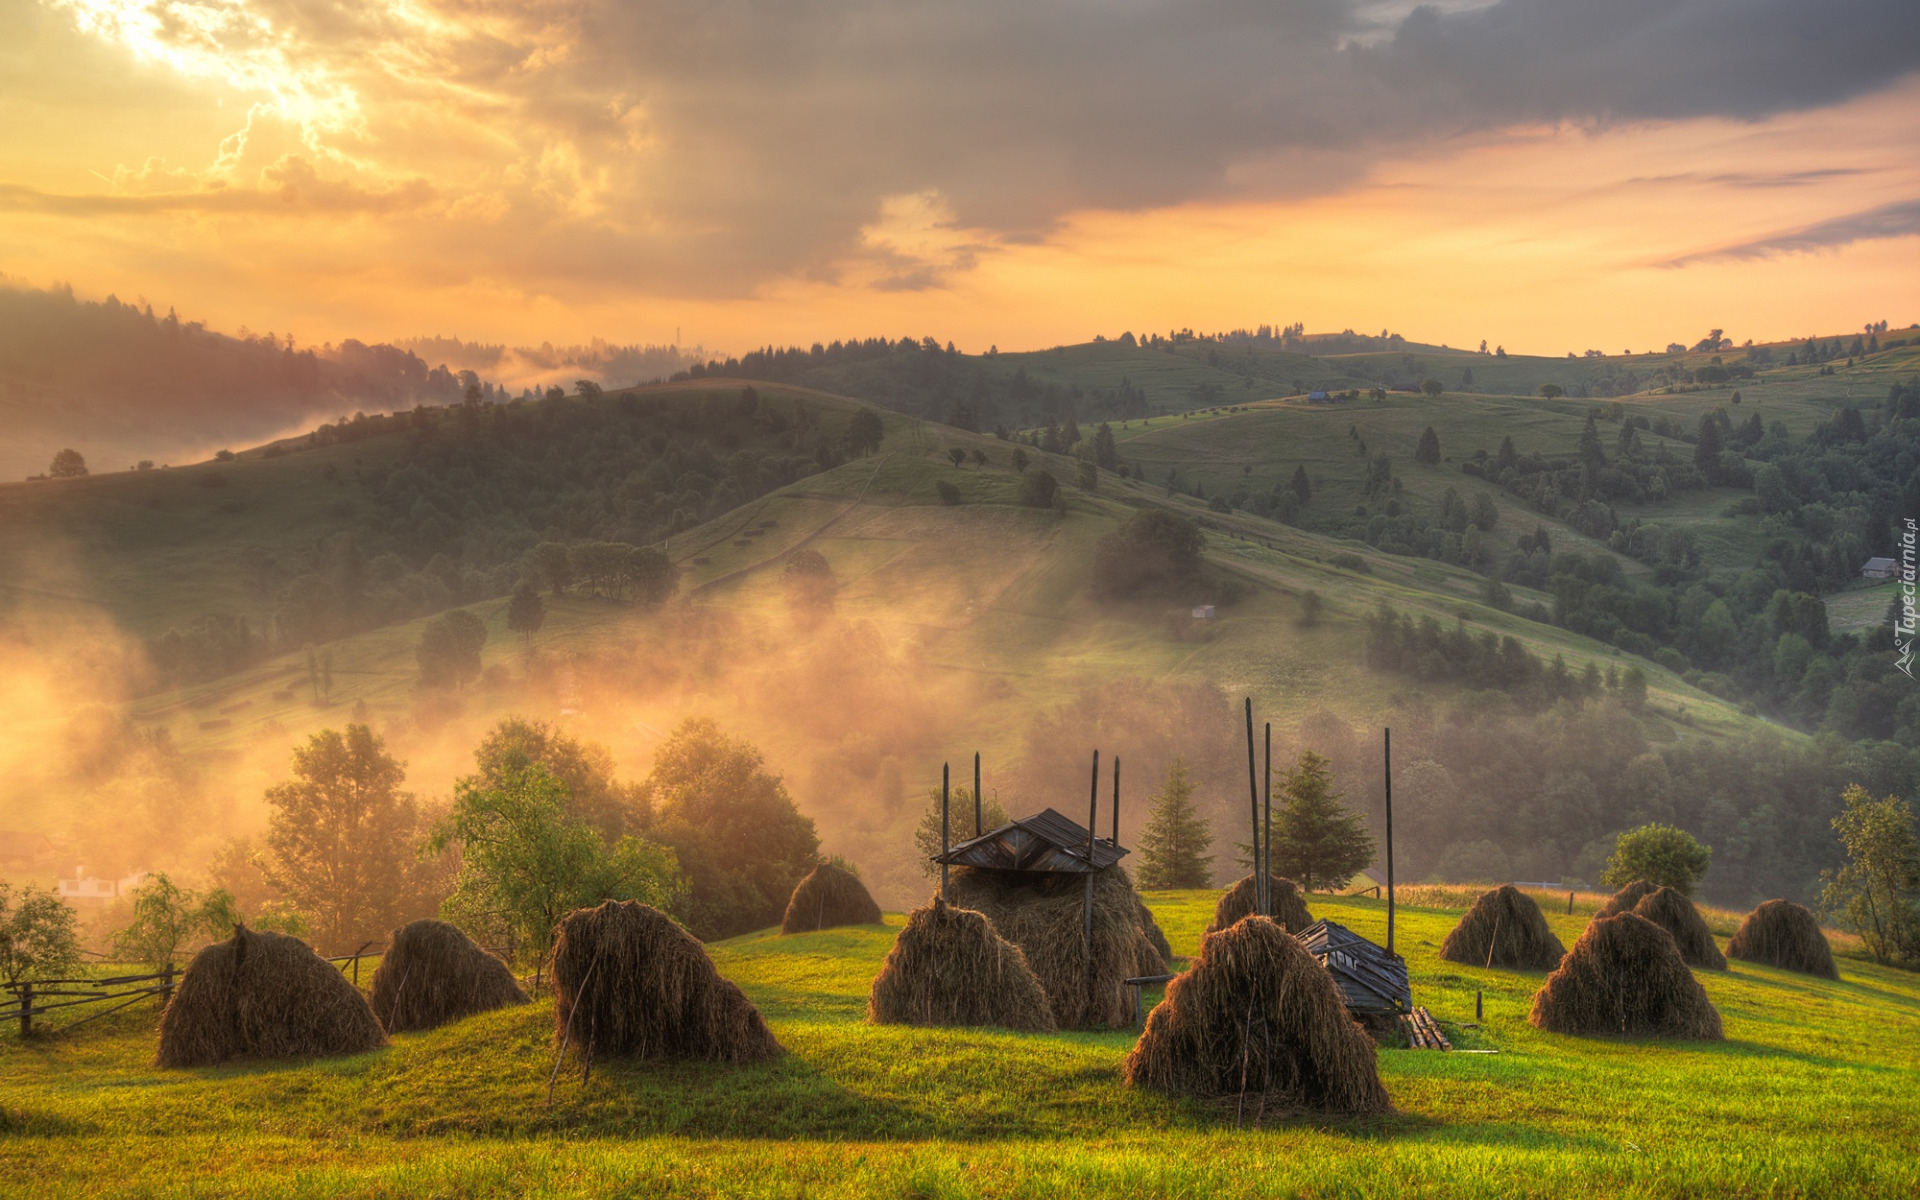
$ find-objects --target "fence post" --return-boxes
[18,982,31,1039]
[1567,891,1574,915]
[162,962,176,1008]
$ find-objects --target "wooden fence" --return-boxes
[2,944,389,1039]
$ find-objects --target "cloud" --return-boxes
[31,0,1920,295]
[1663,197,1920,265]
[0,156,434,215]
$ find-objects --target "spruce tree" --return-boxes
[1136,758,1214,889]
[1269,750,1375,892]
[1416,426,1441,465]
[1290,464,1311,504]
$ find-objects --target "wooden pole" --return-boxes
[1243,697,1259,913]
[1262,721,1272,918]
[1112,757,1121,847]
[974,752,983,837]
[18,981,30,1039]
[941,762,951,901]
[1085,749,1099,969]
[1384,727,1396,957]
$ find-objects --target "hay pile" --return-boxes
[1124,915,1389,1115]
[1596,878,1659,918]
[1727,899,1838,979]
[1204,874,1314,936]
[1528,913,1723,1040]
[781,863,883,934]
[157,926,386,1068]
[867,895,1056,1032]
[1136,901,1173,972]
[551,900,782,1063]
[368,919,528,1033]
[945,865,1154,1029]
[1439,885,1567,970]
[1630,887,1727,970]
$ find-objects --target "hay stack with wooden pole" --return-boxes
[945,864,1151,1030]
[1630,886,1727,970]
[157,926,386,1068]
[1438,885,1566,970]
[1124,914,1390,1116]
[781,862,883,934]
[867,895,1057,1031]
[1528,912,1723,1039]
[1205,874,1313,936]
[368,919,528,1033]
[551,900,782,1064]
[1726,899,1838,979]
[1596,878,1659,919]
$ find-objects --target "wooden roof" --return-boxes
[931,807,1129,874]
[1298,919,1411,1015]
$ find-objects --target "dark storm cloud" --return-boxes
[1664,197,1920,265]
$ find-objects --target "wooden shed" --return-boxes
[1298,919,1411,1016]
[932,807,1127,875]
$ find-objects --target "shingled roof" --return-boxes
[931,807,1128,874]
[1298,919,1411,1015]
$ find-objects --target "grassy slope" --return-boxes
[4,891,1917,1197]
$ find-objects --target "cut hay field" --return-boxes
[5,891,1917,1198]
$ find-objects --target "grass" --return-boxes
[4,890,1917,1197]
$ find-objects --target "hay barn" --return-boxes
[781,862,882,934]
[935,807,1161,1030]
[551,900,782,1064]
[157,927,386,1068]
[1439,885,1566,971]
[1124,914,1390,1115]
[1726,899,1838,979]
[867,895,1057,1031]
[1297,919,1411,1020]
[369,919,528,1033]
[1529,912,1723,1040]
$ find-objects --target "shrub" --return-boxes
[1602,824,1711,895]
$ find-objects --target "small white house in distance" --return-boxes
[1191,604,1217,620]
[57,866,149,908]
[1307,391,1333,403]
[1862,556,1897,580]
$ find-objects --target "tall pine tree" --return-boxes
[1136,759,1214,889]
[1270,750,1375,892]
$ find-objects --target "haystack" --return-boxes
[1439,885,1566,971]
[867,895,1056,1032]
[1137,900,1174,972]
[1204,873,1313,936]
[1727,899,1837,979]
[157,926,386,1068]
[1631,886,1727,970]
[1124,915,1389,1115]
[369,919,528,1033]
[1528,913,1723,1040]
[781,862,883,934]
[1596,878,1659,919]
[945,865,1151,1029]
[551,900,782,1063]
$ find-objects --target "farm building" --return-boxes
[1862,556,1897,580]
[933,807,1127,875]
[1297,919,1411,1018]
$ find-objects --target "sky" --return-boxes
[3,0,1918,357]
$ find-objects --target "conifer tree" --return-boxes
[1136,759,1214,889]
[1269,750,1374,892]
[1416,426,1441,465]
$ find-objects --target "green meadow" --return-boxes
[5,890,1917,1198]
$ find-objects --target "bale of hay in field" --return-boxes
[867,895,1056,1032]
[781,862,883,934]
[368,919,528,1033]
[1528,912,1723,1040]
[1439,885,1566,971]
[157,926,386,1068]
[945,865,1152,1029]
[1204,873,1314,937]
[551,900,782,1063]
[1124,915,1389,1115]
[1595,878,1659,919]
[1630,886,1727,971]
[1727,899,1837,979]
[1136,900,1173,972]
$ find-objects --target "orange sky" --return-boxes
[3,0,1917,357]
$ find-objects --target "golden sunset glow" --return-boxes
[3,0,1917,352]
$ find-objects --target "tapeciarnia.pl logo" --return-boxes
[1898,518,1917,680]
